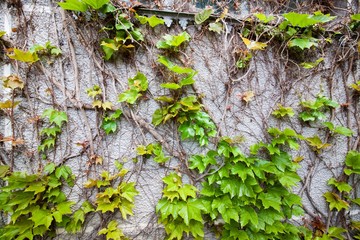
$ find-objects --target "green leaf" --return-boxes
[42,109,68,127]
[178,198,204,226]
[0,165,10,178]
[279,172,301,188]
[288,37,318,50]
[8,48,39,63]
[209,22,223,34]
[334,126,353,136]
[38,138,55,152]
[119,182,138,203]
[101,39,117,60]
[240,207,258,227]
[306,135,331,152]
[0,31,6,38]
[258,192,282,211]
[58,0,88,12]
[136,14,165,27]
[156,32,191,49]
[152,108,165,126]
[283,12,325,27]
[101,119,117,134]
[55,165,72,180]
[328,178,352,193]
[272,104,294,118]
[118,89,141,104]
[178,184,197,201]
[254,13,275,23]
[25,181,46,194]
[82,0,109,10]
[324,192,349,211]
[301,57,324,69]
[30,208,53,228]
[157,55,195,74]
[128,72,148,92]
[160,83,181,90]
[195,8,213,24]
[41,126,61,137]
[351,14,360,21]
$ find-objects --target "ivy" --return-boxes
[272,104,295,118]
[83,168,138,219]
[39,109,68,153]
[0,164,76,239]
[299,95,339,122]
[118,72,148,104]
[136,142,170,164]
[156,172,205,239]
[156,32,191,50]
[135,14,164,28]
[194,8,213,25]
[194,137,303,239]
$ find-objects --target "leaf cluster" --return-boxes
[101,13,144,60]
[83,169,138,219]
[156,172,205,239]
[190,137,303,239]
[39,109,68,152]
[299,95,339,122]
[0,164,77,239]
[136,142,170,164]
[118,72,148,104]
[156,32,191,50]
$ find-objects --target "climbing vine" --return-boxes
[0,0,359,239]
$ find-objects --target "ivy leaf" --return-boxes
[118,89,141,104]
[344,150,360,175]
[160,83,181,90]
[55,165,72,180]
[258,192,281,211]
[157,55,195,74]
[272,104,294,118]
[136,14,165,27]
[101,119,117,134]
[38,138,55,152]
[178,198,204,226]
[241,36,267,50]
[156,32,191,49]
[324,192,349,211]
[288,38,318,50]
[306,135,331,152]
[209,22,223,34]
[177,184,197,201]
[30,208,53,229]
[119,182,138,203]
[41,126,61,137]
[328,178,352,193]
[0,165,10,178]
[2,74,24,90]
[283,12,322,27]
[100,39,117,60]
[24,181,46,194]
[0,31,6,38]
[58,0,88,12]
[0,100,20,109]
[82,0,109,10]
[301,57,324,69]
[8,48,39,63]
[240,207,258,227]
[278,172,301,188]
[254,13,275,23]
[129,72,148,92]
[195,8,213,24]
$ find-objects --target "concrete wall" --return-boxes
[1,0,359,239]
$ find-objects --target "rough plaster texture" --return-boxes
[0,0,359,239]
